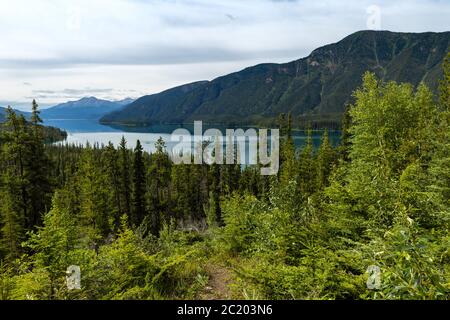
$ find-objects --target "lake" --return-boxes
[43,119,341,155]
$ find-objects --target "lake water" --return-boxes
[43,119,341,155]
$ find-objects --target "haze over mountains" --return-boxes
[99,30,450,127]
[0,98,133,123]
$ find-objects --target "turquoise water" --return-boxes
[43,119,340,154]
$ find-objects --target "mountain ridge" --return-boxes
[41,97,135,120]
[100,30,450,128]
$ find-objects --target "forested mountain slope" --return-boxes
[101,30,450,127]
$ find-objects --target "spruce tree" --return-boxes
[0,183,23,261]
[77,147,111,246]
[146,137,171,236]
[1,108,30,233]
[279,112,297,186]
[338,105,352,162]
[316,129,336,189]
[27,100,51,228]
[297,129,315,196]
[132,140,146,227]
[119,136,131,219]
[103,142,122,231]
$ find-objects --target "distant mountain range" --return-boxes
[100,30,450,127]
[40,97,134,120]
[0,106,31,122]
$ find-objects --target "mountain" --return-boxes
[115,98,135,106]
[41,97,132,120]
[100,30,450,128]
[0,107,7,122]
[102,81,209,125]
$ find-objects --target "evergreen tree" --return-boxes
[119,136,131,219]
[279,113,297,186]
[0,108,30,234]
[328,72,441,228]
[338,105,352,162]
[0,182,23,261]
[297,129,315,196]
[30,99,42,126]
[146,138,171,236]
[26,191,78,299]
[439,52,450,111]
[77,147,111,245]
[207,163,222,227]
[103,142,122,231]
[316,129,336,189]
[132,140,146,227]
[27,100,51,228]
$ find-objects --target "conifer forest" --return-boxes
[0,52,449,300]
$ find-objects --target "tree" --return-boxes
[30,99,42,127]
[279,113,297,186]
[146,138,171,236]
[426,52,450,220]
[103,142,122,231]
[119,136,131,219]
[297,129,315,196]
[27,100,51,228]
[207,163,222,227]
[132,140,146,227]
[328,72,441,228]
[0,110,27,260]
[316,130,336,189]
[77,147,111,245]
[338,105,352,161]
[439,52,450,111]
[0,183,23,261]
[25,191,78,299]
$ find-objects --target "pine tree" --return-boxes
[146,137,171,236]
[338,105,352,162]
[1,108,30,233]
[77,147,111,245]
[208,163,222,226]
[316,129,336,189]
[27,100,51,228]
[103,142,122,231]
[297,129,315,196]
[119,136,131,219]
[0,182,23,261]
[30,99,42,127]
[26,191,78,299]
[328,72,441,228]
[132,140,146,227]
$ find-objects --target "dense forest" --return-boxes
[0,53,449,300]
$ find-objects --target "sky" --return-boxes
[0,0,449,111]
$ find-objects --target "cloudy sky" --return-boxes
[0,0,449,110]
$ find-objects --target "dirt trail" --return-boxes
[198,264,233,300]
